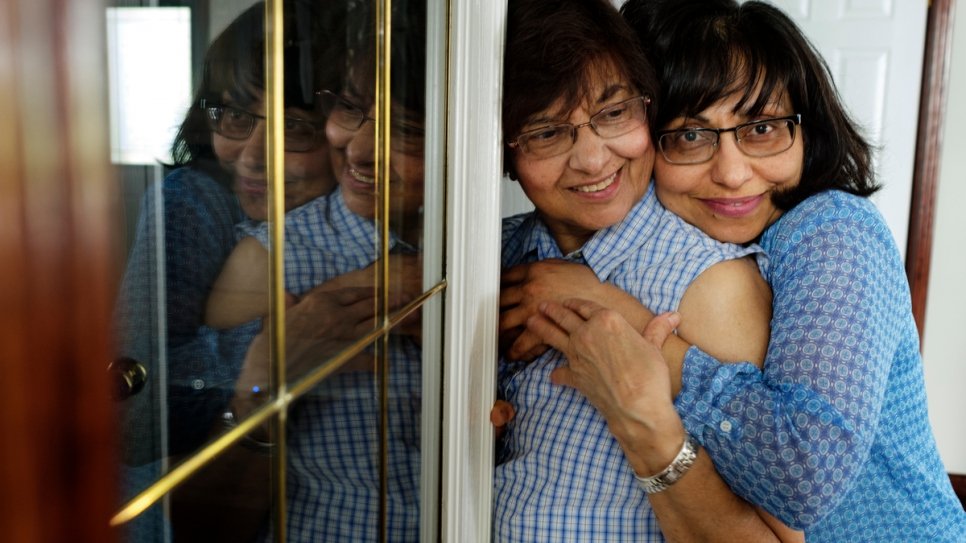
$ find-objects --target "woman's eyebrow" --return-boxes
[596,84,628,104]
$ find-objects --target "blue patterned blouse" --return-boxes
[676,190,966,542]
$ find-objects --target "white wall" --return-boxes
[923,8,966,476]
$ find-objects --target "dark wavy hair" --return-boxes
[169,0,346,187]
[621,0,879,209]
[502,0,659,180]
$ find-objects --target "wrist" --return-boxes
[613,408,688,476]
[634,433,700,494]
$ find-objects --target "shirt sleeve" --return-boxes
[674,201,909,529]
[114,172,250,462]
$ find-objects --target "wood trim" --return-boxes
[950,474,966,510]
[0,1,118,541]
[906,0,956,339]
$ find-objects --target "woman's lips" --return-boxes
[571,171,617,194]
[702,194,765,218]
[568,170,621,200]
[349,167,375,185]
[236,176,267,196]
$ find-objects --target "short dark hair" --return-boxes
[621,0,879,208]
[170,1,347,185]
[502,0,659,180]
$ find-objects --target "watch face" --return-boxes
[634,435,699,494]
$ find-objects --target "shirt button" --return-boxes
[192,379,205,390]
[719,420,733,433]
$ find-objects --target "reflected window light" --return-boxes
[106,7,191,165]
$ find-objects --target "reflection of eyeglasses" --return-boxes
[317,90,425,154]
[202,100,325,152]
[508,96,650,159]
[657,114,801,165]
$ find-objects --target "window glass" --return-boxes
[110,1,441,541]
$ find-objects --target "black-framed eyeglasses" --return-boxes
[317,90,425,154]
[201,99,326,153]
[657,114,802,165]
[508,96,650,159]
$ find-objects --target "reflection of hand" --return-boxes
[526,298,680,434]
[500,260,602,361]
[284,284,379,376]
[235,285,377,400]
[235,254,424,399]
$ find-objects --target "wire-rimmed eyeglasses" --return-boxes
[657,114,802,165]
[202,99,325,153]
[508,96,650,159]
[317,90,426,154]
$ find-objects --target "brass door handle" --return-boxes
[108,357,147,401]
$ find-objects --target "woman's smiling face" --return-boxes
[324,84,425,229]
[653,88,804,244]
[511,70,653,255]
[212,92,334,221]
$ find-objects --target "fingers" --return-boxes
[642,311,681,348]
[561,297,606,320]
[490,400,515,427]
[538,300,591,334]
[506,330,549,362]
[500,263,530,285]
[524,312,571,354]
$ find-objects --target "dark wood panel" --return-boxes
[907,0,955,339]
[0,1,119,541]
[951,474,966,510]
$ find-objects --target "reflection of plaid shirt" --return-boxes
[249,187,414,296]
[494,184,761,542]
[249,188,422,542]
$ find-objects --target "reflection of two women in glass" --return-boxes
[115,0,428,540]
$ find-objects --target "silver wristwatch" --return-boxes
[634,434,700,494]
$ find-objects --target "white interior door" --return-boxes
[754,0,927,257]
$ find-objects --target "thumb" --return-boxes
[642,312,680,348]
[490,400,515,427]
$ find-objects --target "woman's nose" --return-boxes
[345,118,376,167]
[568,127,609,175]
[239,121,267,168]
[710,135,753,189]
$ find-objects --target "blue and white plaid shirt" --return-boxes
[494,184,762,542]
[249,189,423,542]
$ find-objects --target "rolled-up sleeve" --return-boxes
[674,199,906,529]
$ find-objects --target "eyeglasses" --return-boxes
[657,114,802,165]
[202,100,325,152]
[317,90,425,154]
[508,96,650,159]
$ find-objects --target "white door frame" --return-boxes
[441,1,507,541]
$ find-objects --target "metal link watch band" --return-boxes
[634,434,700,494]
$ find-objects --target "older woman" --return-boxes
[493,0,801,541]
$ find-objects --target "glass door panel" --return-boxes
[110,0,443,541]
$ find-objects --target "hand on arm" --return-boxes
[500,259,657,360]
[529,299,800,542]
